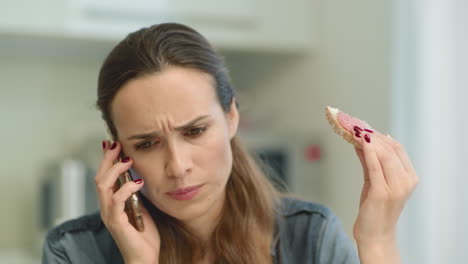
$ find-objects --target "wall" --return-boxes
[0,0,392,259]
[228,0,391,244]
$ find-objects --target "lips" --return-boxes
[166,184,204,201]
[167,184,204,195]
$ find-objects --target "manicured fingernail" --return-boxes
[355,131,362,138]
[122,156,131,163]
[364,134,371,143]
[102,140,107,151]
[364,129,374,133]
[110,142,118,150]
[134,179,143,184]
[353,126,362,132]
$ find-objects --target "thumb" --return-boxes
[354,147,369,181]
[354,147,366,166]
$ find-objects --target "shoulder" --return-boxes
[279,197,335,219]
[42,211,121,263]
[274,197,359,263]
[277,197,339,238]
[45,211,103,243]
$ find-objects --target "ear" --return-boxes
[227,98,239,139]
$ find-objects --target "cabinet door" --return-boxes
[0,0,313,53]
[66,0,256,40]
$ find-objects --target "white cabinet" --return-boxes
[66,0,255,44]
[0,0,313,53]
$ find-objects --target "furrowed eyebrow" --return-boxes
[126,115,211,140]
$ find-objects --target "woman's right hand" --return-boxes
[95,140,161,264]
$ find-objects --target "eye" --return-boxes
[185,127,206,137]
[135,140,159,150]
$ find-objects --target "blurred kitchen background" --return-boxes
[0,0,467,263]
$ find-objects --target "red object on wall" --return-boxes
[304,145,321,162]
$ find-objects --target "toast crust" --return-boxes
[325,106,362,149]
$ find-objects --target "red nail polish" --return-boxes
[354,126,362,132]
[365,134,371,143]
[110,142,118,150]
[134,179,143,184]
[364,129,374,133]
[355,131,362,138]
[122,156,131,163]
[102,141,106,151]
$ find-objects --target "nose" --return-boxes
[164,141,192,179]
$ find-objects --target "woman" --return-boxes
[42,23,418,263]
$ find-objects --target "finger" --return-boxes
[353,147,370,206]
[371,134,406,189]
[354,146,365,165]
[369,131,411,173]
[96,141,122,182]
[369,130,417,185]
[378,132,419,191]
[110,179,145,219]
[359,129,409,179]
[101,140,109,153]
[354,147,369,182]
[379,132,417,176]
[353,130,387,190]
[96,157,133,210]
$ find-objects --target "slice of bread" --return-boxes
[325,106,372,149]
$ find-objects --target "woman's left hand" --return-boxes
[352,127,418,248]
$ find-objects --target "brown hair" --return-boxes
[96,23,283,263]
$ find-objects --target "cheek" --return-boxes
[197,129,233,182]
[130,160,165,197]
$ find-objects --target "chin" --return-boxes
[151,188,222,222]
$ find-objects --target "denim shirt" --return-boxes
[42,198,359,263]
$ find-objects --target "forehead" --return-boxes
[111,66,219,136]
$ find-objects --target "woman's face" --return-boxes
[111,66,239,222]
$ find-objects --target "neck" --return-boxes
[183,191,225,245]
